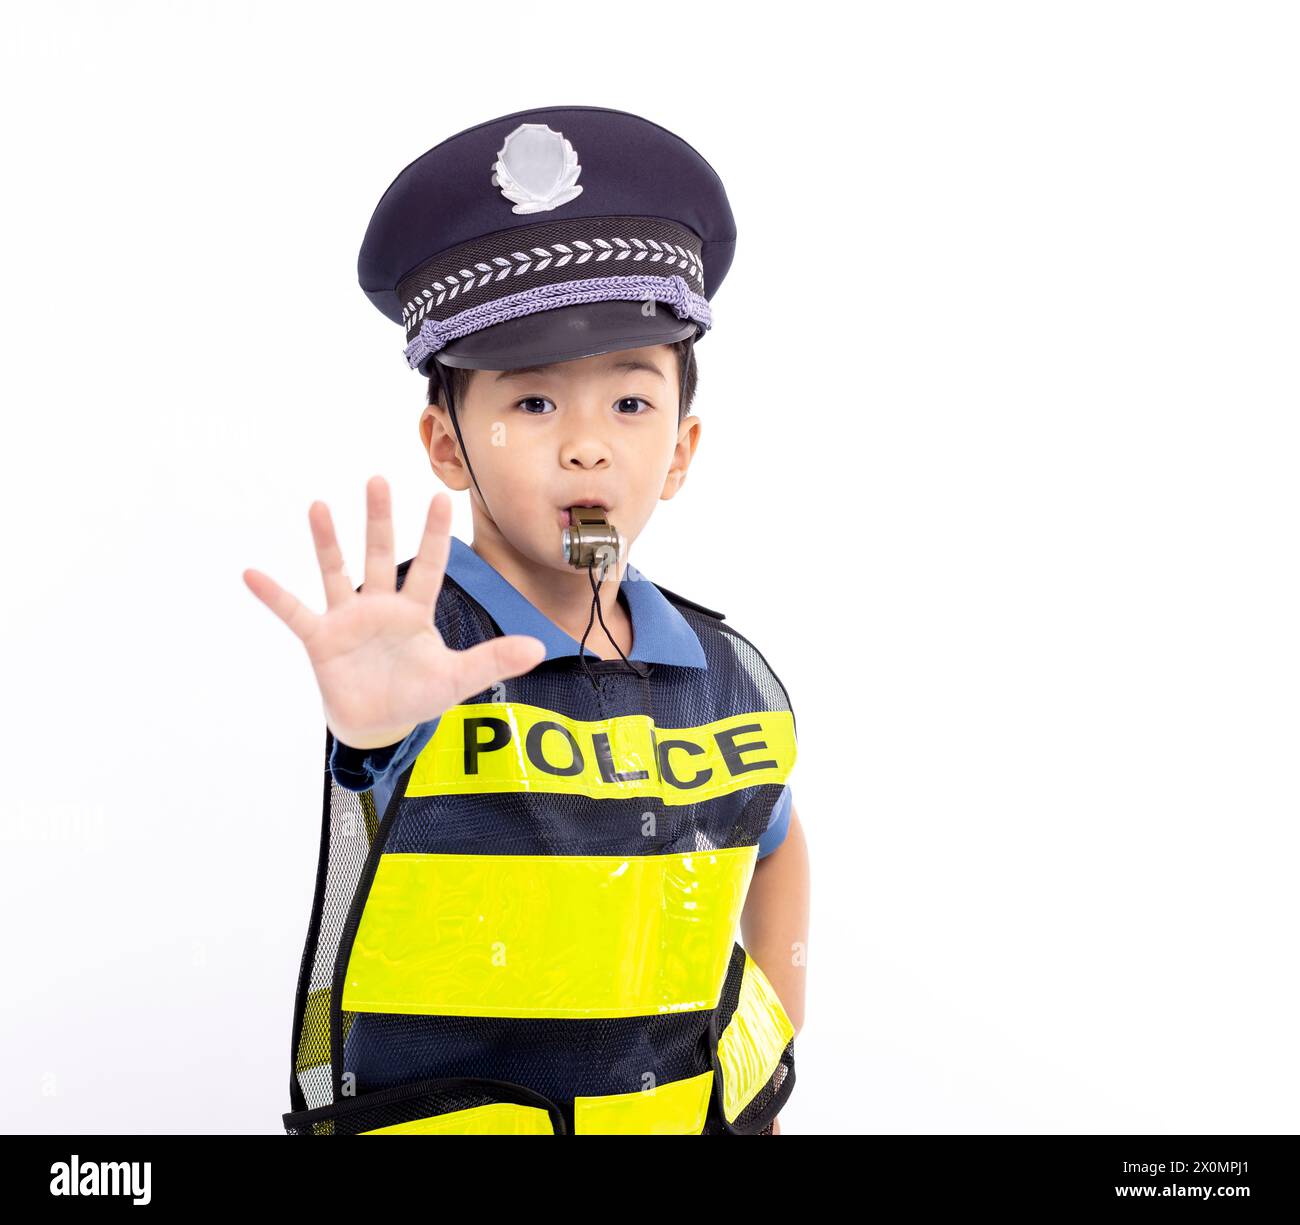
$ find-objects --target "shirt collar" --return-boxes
[444,535,708,670]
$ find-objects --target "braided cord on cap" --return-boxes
[395,215,709,367]
[404,273,710,370]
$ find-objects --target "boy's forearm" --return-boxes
[739,807,809,1036]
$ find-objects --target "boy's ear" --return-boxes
[661,414,702,501]
[419,404,471,492]
[418,402,441,448]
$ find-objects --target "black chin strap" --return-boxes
[435,360,491,521]
[678,330,695,424]
[434,358,651,687]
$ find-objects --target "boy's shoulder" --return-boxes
[651,582,794,715]
[648,581,726,624]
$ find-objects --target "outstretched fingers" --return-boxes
[451,634,548,701]
[401,492,453,609]
[363,475,398,595]
[309,501,355,609]
[242,568,321,643]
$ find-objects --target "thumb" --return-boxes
[450,634,548,700]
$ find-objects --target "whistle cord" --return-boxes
[578,558,651,685]
[577,570,601,690]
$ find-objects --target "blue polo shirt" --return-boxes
[329,535,792,859]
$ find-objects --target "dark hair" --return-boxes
[426,337,699,420]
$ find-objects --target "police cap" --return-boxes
[357,105,737,375]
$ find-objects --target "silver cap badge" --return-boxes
[491,122,584,214]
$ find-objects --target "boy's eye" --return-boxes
[515,396,652,415]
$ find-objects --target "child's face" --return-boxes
[420,343,700,569]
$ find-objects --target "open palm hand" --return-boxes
[244,477,546,751]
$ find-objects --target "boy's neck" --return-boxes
[467,521,634,662]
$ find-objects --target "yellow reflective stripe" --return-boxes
[294,989,358,1073]
[360,1103,554,1134]
[574,1070,714,1135]
[294,987,330,1073]
[405,702,796,805]
[717,952,795,1122]
[343,847,757,1018]
[360,787,381,845]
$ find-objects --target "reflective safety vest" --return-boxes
[283,560,798,1135]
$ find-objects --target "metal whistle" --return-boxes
[562,506,625,582]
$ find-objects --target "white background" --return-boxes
[2,1,1296,1135]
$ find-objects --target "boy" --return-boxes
[245,106,809,1135]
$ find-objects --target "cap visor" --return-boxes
[430,299,698,371]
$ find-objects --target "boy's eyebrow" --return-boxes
[494,358,666,382]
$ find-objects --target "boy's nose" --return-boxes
[562,437,615,469]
